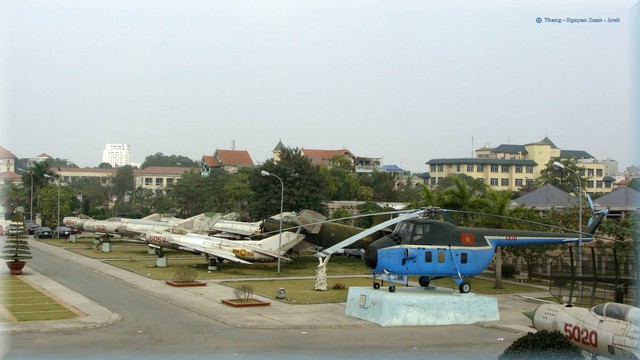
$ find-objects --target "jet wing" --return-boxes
[176,243,253,265]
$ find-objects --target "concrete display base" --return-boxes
[345,286,500,327]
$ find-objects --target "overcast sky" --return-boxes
[1,0,638,172]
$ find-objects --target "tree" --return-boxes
[98,162,113,169]
[1,183,26,214]
[250,148,328,219]
[536,159,587,194]
[2,213,32,271]
[112,165,135,216]
[358,171,398,201]
[141,152,198,168]
[499,330,584,360]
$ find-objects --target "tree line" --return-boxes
[3,148,637,253]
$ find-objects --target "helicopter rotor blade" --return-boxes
[316,209,427,257]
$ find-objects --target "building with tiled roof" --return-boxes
[426,137,614,193]
[271,141,382,173]
[0,145,17,173]
[201,149,254,176]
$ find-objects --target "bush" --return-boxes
[233,285,255,301]
[502,263,517,278]
[173,268,197,283]
[499,330,584,360]
[332,283,346,290]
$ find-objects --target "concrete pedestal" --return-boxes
[156,257,168,268]
[101,243,111,253]
[345,286,500,327]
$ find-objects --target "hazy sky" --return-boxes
[1,0,638,172]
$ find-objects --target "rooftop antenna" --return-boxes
[231,140,235,150]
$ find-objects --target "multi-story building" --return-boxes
[135,167,196,195]
[426,137,615,193]
[53,166,197,196]
[102,144,131,167]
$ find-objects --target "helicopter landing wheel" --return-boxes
[373,282,381,290]
[388,284,396,293]
[418,276,430,287]
[459,281,471,294]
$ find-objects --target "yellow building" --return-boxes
[426,137,614,193]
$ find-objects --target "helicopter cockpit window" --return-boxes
[396,222,414,242]
[412,224,424,242]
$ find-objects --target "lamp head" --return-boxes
[552,161,565,170]
[260,170,270,177]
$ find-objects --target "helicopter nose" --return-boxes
[363,245,378,269]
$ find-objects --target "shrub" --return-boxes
[233,285,255,301]
[502,263,517,278]
[499,330,584,360]
[332,283,346,290]
[173,268,197,283]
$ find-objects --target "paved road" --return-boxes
[3,240,539,359]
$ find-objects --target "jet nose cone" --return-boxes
[363,245,378,269]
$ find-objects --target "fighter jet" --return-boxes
[142,230,305,265]
[526,302,640,360]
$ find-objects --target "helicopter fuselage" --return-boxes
[362,219,594,290]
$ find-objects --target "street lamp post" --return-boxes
[44,174,61,238]
[261,170,284,274]
[552,161,583,302]
[17,168,33,225]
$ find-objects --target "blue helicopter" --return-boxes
[318,206,609,293]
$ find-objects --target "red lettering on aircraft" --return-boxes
[148,235,168,244]
[564,323,598,348]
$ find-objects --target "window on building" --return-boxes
[605,182,611,188]
[587,180,594,188]
[515,165,523,173]
[437,165,444,172]
[501,165,509,173]
[490,165,499,173]
[490,178,499,186]
[588,169,595,177]
[515,179,523,187]
[430,165,436,172]
[596,181,603,188]
[145,177,152,186]
[456,165,461,172]
[526,179,534,186]
[526,166,534,174]
[155,178,163,186]
[501,178,509,186]
[596,169,603,177]
[477,165,484,172]
[467,165,474,172]
[430,178,437,185]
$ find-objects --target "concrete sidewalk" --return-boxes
[1,240,543,334]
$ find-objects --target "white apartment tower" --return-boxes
[102,144,131,167]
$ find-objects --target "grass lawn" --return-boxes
[106,254,371,280]
[34,236,547,305]
[0,275,79,322]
